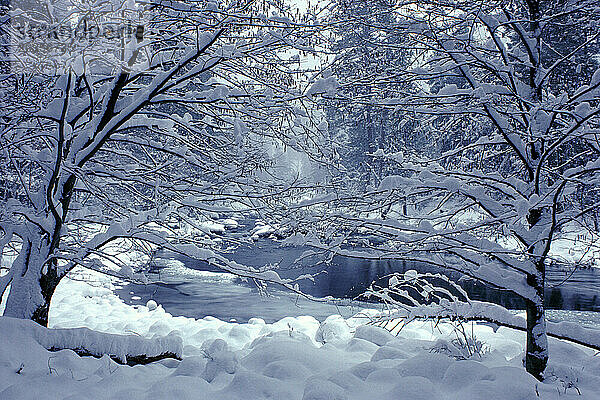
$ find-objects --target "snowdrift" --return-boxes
[1,269,600,399]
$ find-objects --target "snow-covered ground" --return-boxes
[1,268,600,399]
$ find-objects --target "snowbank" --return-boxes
[1,268,599,399]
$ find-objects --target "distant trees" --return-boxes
[323,0,419,186]
[303,0,600,380]
[0,0,322,326]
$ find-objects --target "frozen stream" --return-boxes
[118,238,600,327]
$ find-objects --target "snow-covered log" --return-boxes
[0,317,182,365]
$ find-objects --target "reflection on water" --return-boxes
[219,240,600,312]
[118,239,600,323]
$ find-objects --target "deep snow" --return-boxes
[1,267,600,399]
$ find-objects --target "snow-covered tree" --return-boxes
[322,0,420,186]
[0,0,322,326]
[302,0,600,380]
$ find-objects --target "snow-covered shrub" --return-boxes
[365,269,470,308]
[365,270,489,359]
[429,332,489,361]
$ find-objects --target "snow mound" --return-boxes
[0,267,598,399]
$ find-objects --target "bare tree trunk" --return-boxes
[524,264,548,380]
[3,233,61,327]
[31,266,60,326]
[522,0,549,381]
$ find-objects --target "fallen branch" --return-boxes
[0,317,183,365]
[48,347,181,366]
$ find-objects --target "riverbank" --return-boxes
[1,267,600,399]
[117,251,600,325]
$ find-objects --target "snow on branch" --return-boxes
[365,270,600,352]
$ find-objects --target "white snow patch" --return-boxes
[0,267,598,399]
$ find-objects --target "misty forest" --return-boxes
[1,0,600,398]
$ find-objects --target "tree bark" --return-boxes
[31,266,61,326]
[3,233,61,327]
[524,267,548,381]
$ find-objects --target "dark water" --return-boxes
[118,238,600,323]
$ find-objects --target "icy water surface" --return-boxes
[118,237,600,326]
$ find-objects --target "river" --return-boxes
[117,238,600,327]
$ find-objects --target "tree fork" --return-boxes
[31,266,61,327]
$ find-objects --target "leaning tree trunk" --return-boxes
[4,170,75,326]
[3,232,61,327]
